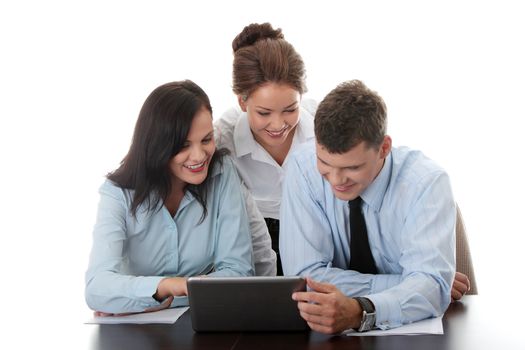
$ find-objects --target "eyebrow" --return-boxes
[317,155,363,169]
[255,101,299,111]
[185,131,214,143]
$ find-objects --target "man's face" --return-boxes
[316,137,391,201]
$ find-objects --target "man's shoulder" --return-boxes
[392,147,447,178]
[288,140,317,167]
[389,146,450,199]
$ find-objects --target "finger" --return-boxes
[306,321,338,335]
[464,276,471,291]
[297,299,326,316]
[453,280,468,294]
[145,296,174,312]
[299,310,334,328]
[94,311,113,317]
[451,288,463,301]
[455,272,468,283]
[306,277,337,293]
[113,312,135,317]
[293,291,329,305]
[455,272,469,284]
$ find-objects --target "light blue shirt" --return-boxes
[280,142,455,329]
[85,156,254,314]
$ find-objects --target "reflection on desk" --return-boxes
[87,296,524,350]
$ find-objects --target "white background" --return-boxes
[1,0,524,347]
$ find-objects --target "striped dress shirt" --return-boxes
[280,142,455,329]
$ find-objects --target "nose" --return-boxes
[326,167,346,186]
[188,144,206,162]
[268,114,285,130]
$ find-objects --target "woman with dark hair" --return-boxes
[215,23,317,275]
[85,80,254,314]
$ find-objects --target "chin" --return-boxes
[333,191,358,201]
[182,172,208,186]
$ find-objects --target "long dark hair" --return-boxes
[108,80,224,219]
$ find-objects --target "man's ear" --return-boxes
[237,95,247,112]
[380,135,392,159]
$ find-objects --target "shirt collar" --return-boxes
[177,155,224,212]
[361,151,393,212]
[293,105,315,143]
[233,111,258,157]
[232,105,315,157]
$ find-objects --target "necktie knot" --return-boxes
[348,196,363,209]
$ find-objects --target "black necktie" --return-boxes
[348,197,378,274]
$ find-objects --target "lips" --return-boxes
[183,160,207,173]
[334,183,355,192]
[265,125,289,138]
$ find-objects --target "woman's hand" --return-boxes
[94,277,187,317]
[94,296,174,317]
[154,277,188,301]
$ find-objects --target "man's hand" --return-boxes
[292,277,362,334]
[451,272,471,302]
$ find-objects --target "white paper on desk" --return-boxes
[345,315,443,336]
[85,307,189,324]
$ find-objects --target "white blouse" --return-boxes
[214,99,317,220]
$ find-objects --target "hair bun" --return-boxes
[232,22,284,52]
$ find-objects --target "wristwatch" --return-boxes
[354,297,376,332]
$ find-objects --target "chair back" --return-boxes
[456,205,478,294]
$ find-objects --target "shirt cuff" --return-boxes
[367,293,403,330]
[170,296,189,307]
[133,276,165,301]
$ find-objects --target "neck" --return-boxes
[256,127,296,166]
[165,177,186,216]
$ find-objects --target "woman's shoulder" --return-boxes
[98,178,131,205]
[214,106,242,132]
[300,97,318,116]
[214,106,243,149]
[211,153,236,178]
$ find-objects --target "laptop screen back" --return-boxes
[187,276,308,332]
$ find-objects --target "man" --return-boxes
[280,80,468,334]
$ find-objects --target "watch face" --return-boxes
[363,314,375,330]
[359,311,376,332]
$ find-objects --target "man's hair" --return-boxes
[314,80,387,153]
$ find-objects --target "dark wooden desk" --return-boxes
[87,296,524,350]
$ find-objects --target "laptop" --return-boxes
[187,276,308,332]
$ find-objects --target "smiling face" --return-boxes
[316,137,391,201]
[170,107,216,188]
[239,82,301,152]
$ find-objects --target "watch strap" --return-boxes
[355,297,375,313]
[354,297,376,332]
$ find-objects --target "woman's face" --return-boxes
[170,107,216,187]
[239,82,301,151]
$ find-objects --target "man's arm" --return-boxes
[280,153,395,296]
[281,153,456,330]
